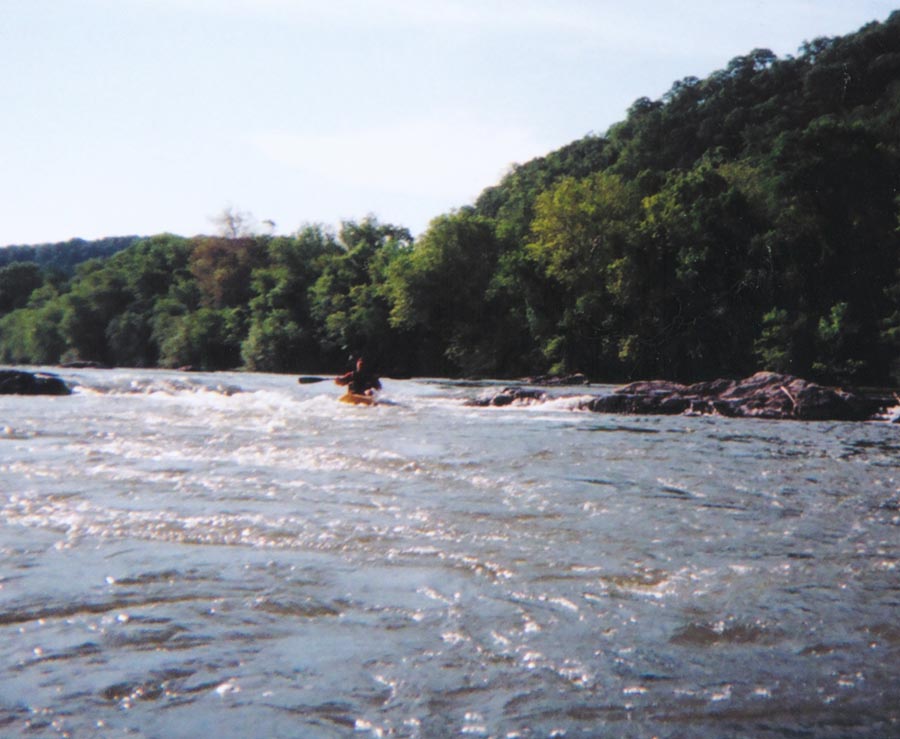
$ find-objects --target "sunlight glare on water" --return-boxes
[0,368,898,737]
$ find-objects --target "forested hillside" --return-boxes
[2,13,900,384]
[0,237,140,273]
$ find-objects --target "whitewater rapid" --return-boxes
[0,368,898,737]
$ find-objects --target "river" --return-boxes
[1,368,898,738]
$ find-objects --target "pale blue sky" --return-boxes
[1,0,895,245]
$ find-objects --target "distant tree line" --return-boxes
[0,237,140,274]
[2,13,900,384]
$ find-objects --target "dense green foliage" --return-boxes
[0,237,140,274]
[2,13,900,383]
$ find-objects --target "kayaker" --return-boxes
[335,357,382,396]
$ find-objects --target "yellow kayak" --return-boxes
[339,392,377,406]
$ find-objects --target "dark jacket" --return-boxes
[336,368,381,394]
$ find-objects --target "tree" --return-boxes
[388,211,504,375]
[758,117,900,381]
[0,262,44,315]
[59,261,133,364]
[0,302,66,364]
[526,172,642,377]
[156,308,243,370]
[310,217,412,372]
[635,162,765,379]
[241,227,343,372]
[211,206,257,239]
[189,236,266,309]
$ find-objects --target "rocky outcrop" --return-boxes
[0,370,71,396]
[466,387,547,407]
[467,372,891,420]
[579,372,886,421]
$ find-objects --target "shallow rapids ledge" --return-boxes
[473,371,898,422]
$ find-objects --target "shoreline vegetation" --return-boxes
[2,14,900,390]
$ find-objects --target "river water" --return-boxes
[0,368,897,738]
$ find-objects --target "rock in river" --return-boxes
[467,387,548,407]
[0,370,71,396]
[580,371,885,421]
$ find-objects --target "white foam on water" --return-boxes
[2,367,899,738]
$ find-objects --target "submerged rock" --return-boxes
[580,372,885,421]
[0,370,71,396]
